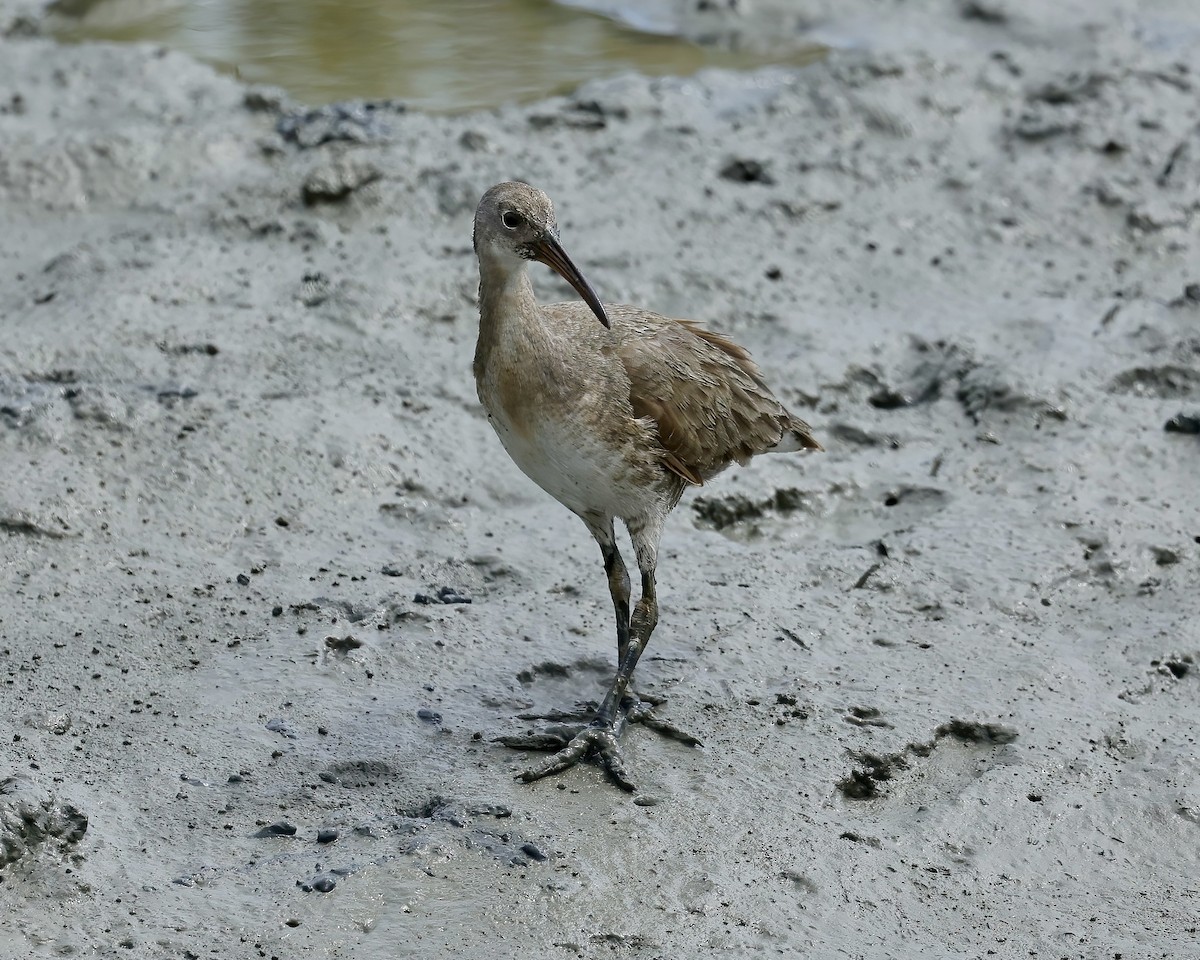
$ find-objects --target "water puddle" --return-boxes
[48,0,825,112]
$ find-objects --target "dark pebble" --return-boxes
[316,828,338,844]
[520,842,548,862]
[306,875,336,893]
[227,774,244,784]
[236,573,250,586]
[265,718,298,739]
[719,157,775,184]
[381,564,402,577]
[271,605,283,617]
[437,586,472,604]
[417,708,442,724]
[256,821,297,837]
[466,802,512,818]
[413,593,434,604]
[1164,413,1200,434]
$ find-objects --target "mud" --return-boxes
[1,1,1198,957]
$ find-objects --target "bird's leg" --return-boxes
[586,514,632,662]
[602,542,698,748]
[515,514,697,791]
[500,514,629,733]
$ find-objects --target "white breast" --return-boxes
[488,408,641,519]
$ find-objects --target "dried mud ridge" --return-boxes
[838,719,1019,801]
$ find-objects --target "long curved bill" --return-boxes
[531,234,610,329]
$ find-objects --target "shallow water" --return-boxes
[49,0,824,111]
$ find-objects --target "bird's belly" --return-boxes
[489,409,648,518]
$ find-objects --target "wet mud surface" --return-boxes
[2,0,1199,957]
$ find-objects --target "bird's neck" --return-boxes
[474,253,556,387]
[476,250,555,350]
[478,254,538,322]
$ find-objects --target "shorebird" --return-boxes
[473,181,821,790]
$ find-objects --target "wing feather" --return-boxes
[616,314,820,484]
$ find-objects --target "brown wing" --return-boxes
[616,315,820,485]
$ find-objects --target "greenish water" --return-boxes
[49,0,824,112]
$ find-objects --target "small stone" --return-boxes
[460,130,489,151]
[1164,413,1200,434]
[317,828,338,844]
[959,0,1008,23]
[1150,546,1180,565]
[436,586,472,604]
[520,842,548,862]
[256,821,297,837]
[416,708,442,724]
[719,158,774,184]
[265,718,298,739]
[466,802,512,818]
[272,605,283,617]
[297,271,332,307]
[236,573,250,586]
[633,794,661,807]
[301,158,382,205]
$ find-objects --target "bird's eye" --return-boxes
[501,211,524,230]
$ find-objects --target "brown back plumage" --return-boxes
[607,309,821,485]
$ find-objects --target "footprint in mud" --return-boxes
[1118,652,1195,702]
[515,656,609,686]
[837,719,1018,801]
[693,482,949,546]
[0,777,88,869]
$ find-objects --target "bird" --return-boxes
[472,181,821,790]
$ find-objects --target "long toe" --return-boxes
[624,698,702,747]
[494,724,581,751]
[518,726,636,792]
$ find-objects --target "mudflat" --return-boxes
[1,1,1197,957]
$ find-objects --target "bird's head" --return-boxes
[473,181,609,329]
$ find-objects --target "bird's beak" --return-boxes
[530,233,610,329]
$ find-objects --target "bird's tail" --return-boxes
[774,414,823,453]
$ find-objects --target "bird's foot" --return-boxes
[621,695,702,747]
[518,721,636,791]
[495,695,700,791]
